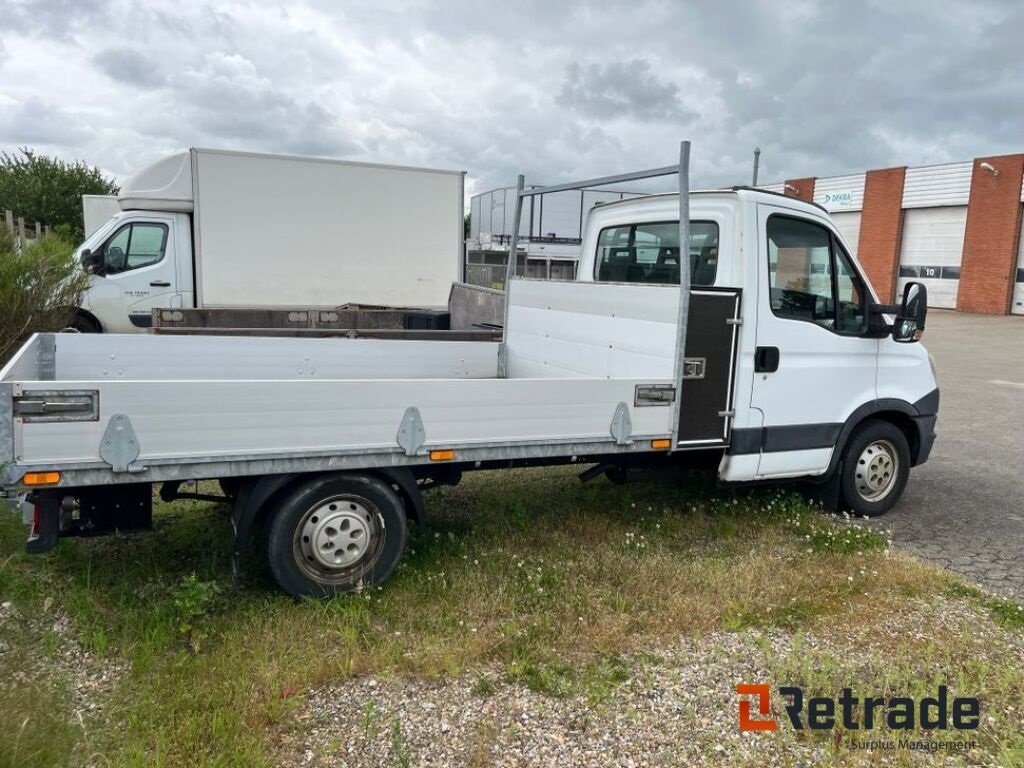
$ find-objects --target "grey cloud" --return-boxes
[0,99,88,146]
[1,0,1024,196]
[560,60,690,121]
[92,48,167,88]
[147,52,361,159]
[1,0,113,38]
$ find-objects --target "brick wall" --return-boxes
[857,167,906,303]
[784,177,815,203]
[956,154,1024,314]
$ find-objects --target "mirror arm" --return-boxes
[864,302,894,338]
[870,302,902,315]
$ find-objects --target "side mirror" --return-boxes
[892,281,927,343]
[81,248,103,275]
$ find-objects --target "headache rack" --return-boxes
[499,140,693,446]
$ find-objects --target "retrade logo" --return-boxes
[736,684,778,731]
[736,684,980,732]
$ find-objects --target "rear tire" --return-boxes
[264,473,407,598]
[838,420,910,517]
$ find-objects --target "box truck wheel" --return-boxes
[67,311,101,333]
[265,474,408,597]
[838,419,911,517]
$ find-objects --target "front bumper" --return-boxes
[910,387,939,467]
[911,414,937,466]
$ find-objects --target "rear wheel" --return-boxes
[265,474,408,597]
[838,420,910,517]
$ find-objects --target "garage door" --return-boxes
[831,211,861,259]
[1013,206,1024,315]
[897,206,967,309]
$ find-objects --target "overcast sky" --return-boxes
[2,0,1022,199]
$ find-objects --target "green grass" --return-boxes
[0,467,1020,767]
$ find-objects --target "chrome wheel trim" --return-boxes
[854,439,899,502]
[293,495,382,581]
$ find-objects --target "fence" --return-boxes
[3,209,51,249]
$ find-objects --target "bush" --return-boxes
[0,226,88,367]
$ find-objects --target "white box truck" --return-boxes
[2,142,938,597]
[72,149,465,333]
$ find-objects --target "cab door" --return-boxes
[748,205,878,478]
[88,215,179,331]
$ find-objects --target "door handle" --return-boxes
[149,280,171,287]
[754,346,780,373]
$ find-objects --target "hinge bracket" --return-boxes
[99,413,144,473]
[610,401,633,445]
[396,406,426,456]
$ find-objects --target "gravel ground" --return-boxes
[0,598,127,721]
[279,596,1023,768]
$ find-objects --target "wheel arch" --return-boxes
[70,307,103,333]
[827,399,922,477]
[230,468,425,558]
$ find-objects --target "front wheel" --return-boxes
[838,420,911,517]
[265,474,408,597]
[67,312,102,333]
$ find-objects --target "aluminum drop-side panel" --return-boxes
[49,334,498,381]
[506,280,678,380]
[16,378,672,464]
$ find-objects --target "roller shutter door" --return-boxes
[897,206,967,309]
[1013,206,1024,315]
[830,211,861,259]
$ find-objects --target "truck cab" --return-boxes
[75,209,193,333]
[574,189,937,494]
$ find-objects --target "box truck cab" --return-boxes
[3,145,938,597]
[71,149,465,333]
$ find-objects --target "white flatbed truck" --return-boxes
[1,143,938,597]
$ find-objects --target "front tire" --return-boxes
[67,312,101,333]
[838,420,910,517]
[265,474,408,597]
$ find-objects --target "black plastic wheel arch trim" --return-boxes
[727,388,939,472]
[230,468,426,558]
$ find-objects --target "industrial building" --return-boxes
[468,154,1024,315]
[465,186,642,286]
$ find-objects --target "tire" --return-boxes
[264,473,408,598]
[68,312,101,333]
[838,419,911,517]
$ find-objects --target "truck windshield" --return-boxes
[595,221,718,285]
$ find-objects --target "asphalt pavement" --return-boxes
[878,309,1024,597]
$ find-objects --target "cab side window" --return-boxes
[766,216,866,334]
[595,221,719,286]
[100,223,168,275]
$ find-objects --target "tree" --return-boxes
[0,147,118,242]
[0,227,87,366]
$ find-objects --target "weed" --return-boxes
[986,598,1024,630]
[390,718,410,768]
[173,573,224,652]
